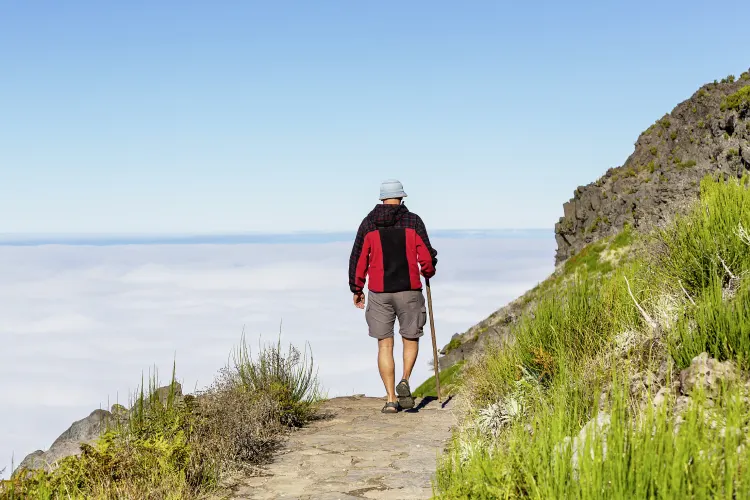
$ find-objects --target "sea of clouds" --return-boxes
[0,234,555,477]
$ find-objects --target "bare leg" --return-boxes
[401,337,419,381]
[378,337,396,402]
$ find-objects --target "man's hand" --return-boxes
[353,292,365,309]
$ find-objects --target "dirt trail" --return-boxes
[232,395,458,500]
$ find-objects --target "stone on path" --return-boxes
[232,395,457,500]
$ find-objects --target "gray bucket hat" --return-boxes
[379,179,408,200]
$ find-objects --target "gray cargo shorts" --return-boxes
[365,290,427,340]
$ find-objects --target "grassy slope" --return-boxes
[435,175,750,498]
[420,223,636,395]
[413,361,465,398]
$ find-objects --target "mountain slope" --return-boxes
[435,70,750,368]
[435,147,750,498]
[555,71,750,263]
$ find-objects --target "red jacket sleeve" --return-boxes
[415,216,437,279]
[348,220,371,293]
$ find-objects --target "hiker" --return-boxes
[349,179,438,414]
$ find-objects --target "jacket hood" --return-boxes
[367,204,409,228]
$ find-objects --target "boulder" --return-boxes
[555,413,610,474]
[16,409,112,473]
[679,352,737,399]
[652,386,670,407]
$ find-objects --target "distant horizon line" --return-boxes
[0,228,553,246]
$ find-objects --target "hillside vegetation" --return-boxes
[0,337,323,499]
[435,175,750,498]
[439,71,750,382]
[426,221,637,376]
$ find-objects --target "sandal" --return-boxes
[396,379,415,409]
[381,401,400,414]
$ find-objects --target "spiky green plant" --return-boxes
[232,332,322,427]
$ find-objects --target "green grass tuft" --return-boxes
[720,85,750,112]
[413,361,465,398]
[443,337,462,355]
[610,223,634,250]
[563,241,612,275]
[232,334,322,427]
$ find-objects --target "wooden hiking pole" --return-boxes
[426,279,442,404]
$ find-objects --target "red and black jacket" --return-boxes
[349,204,438,294]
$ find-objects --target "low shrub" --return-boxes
[232,335,322,427]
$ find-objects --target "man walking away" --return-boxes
[349,179,438,414]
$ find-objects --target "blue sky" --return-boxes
[2,1,749,233]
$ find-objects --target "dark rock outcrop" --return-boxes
[555,72,750,264]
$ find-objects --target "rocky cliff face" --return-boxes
[439,70,750,369]
[555,71,750,264]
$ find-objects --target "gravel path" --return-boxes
[232,395,458,500]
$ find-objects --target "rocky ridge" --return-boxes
[555,71,750,264]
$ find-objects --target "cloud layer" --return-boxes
[0,236,555,477]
